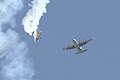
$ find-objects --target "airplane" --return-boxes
[62,38,92,54]
[32,31,42,42]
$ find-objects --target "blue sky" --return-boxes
[23,0,120,80]
[0,0,120,80]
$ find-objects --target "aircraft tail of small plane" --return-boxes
[75,49,88,54]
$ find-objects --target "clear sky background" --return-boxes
[18,0,120,80]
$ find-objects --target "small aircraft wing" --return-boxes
[35,36,41,42]
[62,44,75,50]
[78,39,92,46]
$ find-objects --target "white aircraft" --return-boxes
[62,39,92,54]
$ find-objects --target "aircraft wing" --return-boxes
[62,44,75,50]
[78,39,92,46]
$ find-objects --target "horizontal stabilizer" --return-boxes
[75,49,87,54]
[82,49,87,52]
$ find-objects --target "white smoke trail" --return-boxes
[22,0,50,39]
[0,0,34,80]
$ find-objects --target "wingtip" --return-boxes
[89,39,93,41]
[62,48,68,50]
[62,48,65,50]
[90,38,92,40]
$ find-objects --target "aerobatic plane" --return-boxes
[62,38,92,54]
[32,31,42,42]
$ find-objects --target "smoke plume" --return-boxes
[0,0,34,80]
[22,0,50,39]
